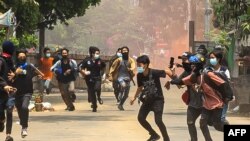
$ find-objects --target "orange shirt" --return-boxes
[40,57,54,80]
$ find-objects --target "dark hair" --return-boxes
[43,47,50,54]
[16,49,27,56]
[117,48,122,52]
[209,49,223,64]
[136,55,150,65]
[197,44,208,56]
[89,46,100,57]
[61,48,69,54]
[121,46,129,52]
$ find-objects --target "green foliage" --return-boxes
[207,30,232,49]
[0,28,37,48]
[211,0,250,39]
[0,0,101,37]
[18,34,38,48]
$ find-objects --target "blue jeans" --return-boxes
[117,78,130,106]
[221,104,228,122]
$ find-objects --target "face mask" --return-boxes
[122,52,129,60]
[94,54,100,59]
[210,58,218,66]
[117,53,122,58]
[18,58,26,64]
[62,55,67,59]
[137,67,144,73]
[45,53,51,58]
[182,62,192,72]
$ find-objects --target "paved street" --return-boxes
[1,86,249,141]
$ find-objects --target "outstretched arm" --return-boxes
[130,86,143,105]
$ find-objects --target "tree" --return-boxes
[0,0,101,54]
[211,0,250,39]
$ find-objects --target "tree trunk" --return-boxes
[39,27,45,58]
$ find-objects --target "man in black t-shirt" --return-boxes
[79,47,106,112]
[8,49,44,139]
[130,55,173,141]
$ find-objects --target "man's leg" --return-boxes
[200,108,213,141]
[0,99,6,132]
[153,100,170,141]
[19,94,31,129]
[118,81,130,110]
[187,106,202,141]
[112,81,120,103]
[95,80,103,104]
[68,81,76,102]
[6,97,15,135]
[212,108,224,132]
[138,103,158,138]
[58,82,74,110]
[85,80,92,103]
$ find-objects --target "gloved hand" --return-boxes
[170,78,183,85]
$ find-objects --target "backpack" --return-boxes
[0,57,8,81]
[52,59,78,80]
[138,69,158,105]
[203,67,233,103]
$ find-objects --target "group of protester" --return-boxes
[0,40,233,141]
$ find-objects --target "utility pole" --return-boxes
[204,0,212,41]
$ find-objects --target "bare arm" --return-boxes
[130,86,143,105]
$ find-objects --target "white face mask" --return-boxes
[117,52,122,58]
[45,53,51,58]
[94,54,100,59]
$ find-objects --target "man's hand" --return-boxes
[37,75,43,79]
[8,70,15,81]
[64,69,71,75]
[15,67,23,75]
[164,81,170,90]
[130,97,137,105]
[4,86,16,94]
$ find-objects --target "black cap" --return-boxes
[178,52,192,59]
[2,41,15,55]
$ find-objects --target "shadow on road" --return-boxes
[30,115,125,123]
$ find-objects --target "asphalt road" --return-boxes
[1,86,249,141]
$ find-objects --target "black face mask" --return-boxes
[122,52,129,60]
[193,63,204,74]
[18,58,26,64]
[182,62,192,72]
[62,55,68,59]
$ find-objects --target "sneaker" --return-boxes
[147,134,160,141]
[5,136,13,141]
[0,122,4,132]
[45,89,50,95]
[118,104,124,111]
[68,106,75,111]
[64,107,69,110]
[21,128,28,138]
[92,108,97,112]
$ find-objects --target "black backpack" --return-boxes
[139,69,158,104]
[0,56,8,81]
[203,67,233,103]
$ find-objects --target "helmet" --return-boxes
[189,53,206,64]
[196,45,208,56]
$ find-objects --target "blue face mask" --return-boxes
[117,53,122,58]
[137,67,144,73]
[210,58,218,66]
[94,54,100,60]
